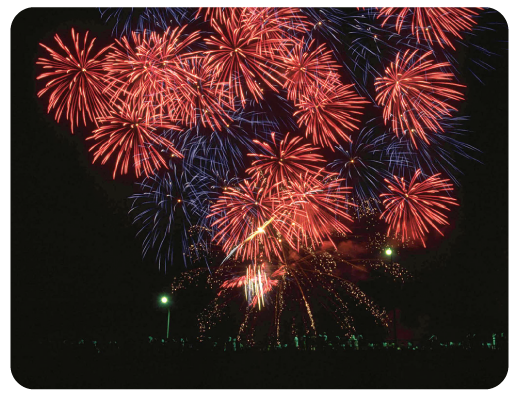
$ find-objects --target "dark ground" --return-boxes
[13,347,507,389]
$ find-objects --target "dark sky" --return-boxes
[11,8,508,347]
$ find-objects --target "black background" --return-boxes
[11,7,508,388]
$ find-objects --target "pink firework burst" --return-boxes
[87,100,183,179]
[246,132,326,189]
[374,49,465,148]
[103,26,199,117]
[36,28,113,133]
[378,7,482,50]
[209,179,286,262]
[167,56,233,131]
[294,79,368,149]
[380,169,459,247]
[203,14,287,106]
[281,171,355,249]
[280,38,341,103]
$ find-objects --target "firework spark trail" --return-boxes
[344,16,404,102]
[37,28,113,133]
[210,167,357,262]
[194,249,390,342]
[241,7,310,38]
[383,116,481,185]
[195,7,239,24]
[129,170,193,270]
[165,105,278,178]
[220,263,278,309]
[380,169,459,247]
[220,217,276,265]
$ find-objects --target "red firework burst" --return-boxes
[380,169,459,247]
[294,79,368,149]
[36,28,113,133]
[374,50,465,148]
[241,7,310,42]
[246,132,326,189]
[281,172,355,249]
[281,38,341,103]
[203,14,286,106]
[167,57,233,130]
[378,7,481,50]
[209,172,355,261]
[87,100,183,179]
[196,7,240,24]
[209,179,286,262]
[103,26,199,117]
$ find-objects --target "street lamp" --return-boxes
[385,248,393,265]
[385,248,397,347]
[161,296,171,339]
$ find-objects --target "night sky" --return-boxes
[11,7,508,354]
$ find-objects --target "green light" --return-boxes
[161,297,168,304]
[385,248,392,256]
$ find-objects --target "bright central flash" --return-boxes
[244,217,275,243]
[245,264,268,309]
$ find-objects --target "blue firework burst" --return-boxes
[329,124,392,216]
[99,7,194,37]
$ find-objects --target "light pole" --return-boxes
[161,296,171,339]
[385,248,397,348]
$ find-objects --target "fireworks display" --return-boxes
[35,7,499,344]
